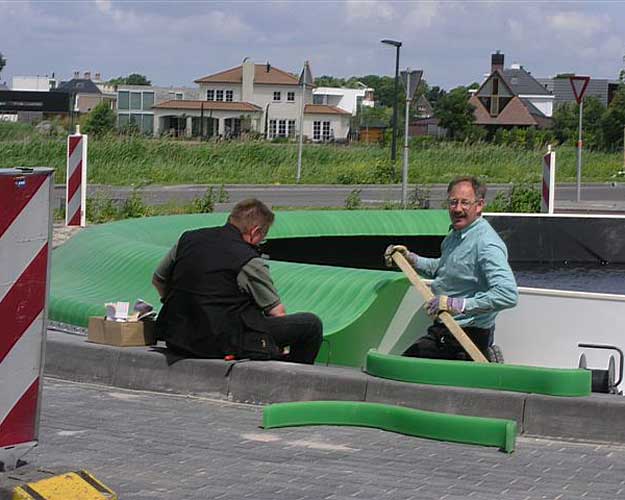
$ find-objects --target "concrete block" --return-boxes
[524,392,625,443]
[228,361,368,405]
[113,348,231,399]
[365,377,526,429]
[45,331,119,385]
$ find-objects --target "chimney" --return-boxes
[73,71,80,79]
[95,72,101,81]
[491,51,504,73]
[266,62,271,73]
[242,57,254,102]
[84,71,91,80]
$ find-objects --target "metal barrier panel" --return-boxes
[0,167,53,470]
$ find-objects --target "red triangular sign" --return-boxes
[569,76,590,104]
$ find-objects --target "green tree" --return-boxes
[553,97,606,149]
[108,73,151,86]
[600,84,625,150]
[434,86,476,139]
[83,101,116,135]
[0,52,6,78]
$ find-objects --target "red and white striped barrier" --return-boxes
[0,168,53,470]
[66,126,88,227]
[541,146,556,214]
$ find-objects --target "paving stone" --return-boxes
[12,378,625,500]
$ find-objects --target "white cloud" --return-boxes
[345,0,396,23]
[547,11,609,38]
[95,0,111,14]
[401,2,439,30]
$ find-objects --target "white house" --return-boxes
[313,84,375,115]
[150,58,351,141]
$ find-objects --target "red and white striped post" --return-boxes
[66,125,88,227]
[0,167,53,470]
[541,145,556,214]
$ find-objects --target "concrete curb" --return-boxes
[45,331,625,444]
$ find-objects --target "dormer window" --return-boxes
[216,90,224,101]
[207,89,215,101]
[225,90,233,102]
[490,78,499,116]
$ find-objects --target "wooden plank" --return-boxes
[391,252,489,363]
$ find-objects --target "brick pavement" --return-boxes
[24,378,625,500]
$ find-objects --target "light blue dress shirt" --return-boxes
[415,216,518,328]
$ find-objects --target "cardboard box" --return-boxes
[88,316,156,347]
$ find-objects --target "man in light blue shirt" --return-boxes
[385,176,518,361]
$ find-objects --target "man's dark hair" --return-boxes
[228,198,275,233]
[447,176,487,200]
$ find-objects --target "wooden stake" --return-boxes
[392,252,489,363]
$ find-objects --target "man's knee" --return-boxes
[301,312,323,342]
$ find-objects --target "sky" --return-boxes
[1,0,624,91]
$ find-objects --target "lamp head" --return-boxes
[381,39,402,48]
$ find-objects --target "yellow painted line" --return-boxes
[12,470,117,500]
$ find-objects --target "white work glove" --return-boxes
[384,245,417,268]
[427,295,466,317]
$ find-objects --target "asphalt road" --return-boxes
[23,378,625,500]
[53,183,625,210]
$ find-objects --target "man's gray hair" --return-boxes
[447,176,487,200]
[228,198,275,233]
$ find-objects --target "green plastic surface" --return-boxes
[365,350,592,397]
[263,401,517,453]
[50,210,451,367]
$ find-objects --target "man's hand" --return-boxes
[427,295,465,317]
[384,244,409,267]
[267,303,287,317]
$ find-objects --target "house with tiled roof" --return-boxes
[469,52,554,129]
[150,58,351,141]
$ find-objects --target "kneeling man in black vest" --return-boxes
[152,198,323,364]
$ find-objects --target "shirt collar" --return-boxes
[452,216,483,240]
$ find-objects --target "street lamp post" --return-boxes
[381,39,402,162]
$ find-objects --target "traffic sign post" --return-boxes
[400,69,423,208]
[569,76,590,202]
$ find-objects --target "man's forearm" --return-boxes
[152,275,168,299]
[267,303,286,317]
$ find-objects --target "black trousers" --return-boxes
[402,322,494,361]
[251,312,323,365]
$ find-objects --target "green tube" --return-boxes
[263,400,517,453]
[365,350,591,397]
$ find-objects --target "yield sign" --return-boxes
[401,69,423,101]
[569,76,590,104]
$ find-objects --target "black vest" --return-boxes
[156,224,262,357]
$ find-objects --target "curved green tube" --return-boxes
[262,401,517,453]
[365,350,591,397]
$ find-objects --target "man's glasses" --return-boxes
[447,199,481,208]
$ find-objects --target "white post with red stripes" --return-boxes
[541,145,556,214]
[66,125,88,227]
[0,167,53,470]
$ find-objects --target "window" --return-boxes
[313,121,321,141]
[313,94,324,105]
[142,114,154,134]
[490,78,499,116]
[278,120,287,137]
[269,120,277,138]
[288,120,296,137]
[142,92,154,110]
[322,121,331,141]
[216,90,224,101]
[206,89,215,101]
[118,91,129,110]
[130,92,142,110]
[118,113,129,127]
[176,93,183,100]
[225,90,233,102]
[273,91,281,101]
[287,92,295,102]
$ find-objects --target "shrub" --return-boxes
[344,188,362,209]
[486,182,541,213]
